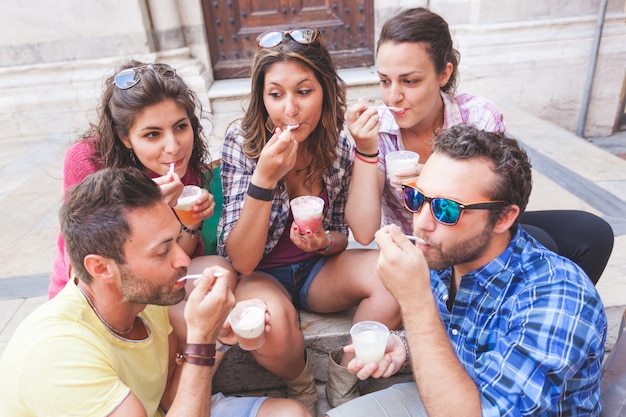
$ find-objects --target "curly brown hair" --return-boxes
[83,60,212,186]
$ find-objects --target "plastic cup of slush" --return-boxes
[290,196,324,233]
[227,300,266,351]
[385,151,420,191]
[350,321,389,364]
[174,185,202,225]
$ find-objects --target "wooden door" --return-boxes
[201,0,375,79]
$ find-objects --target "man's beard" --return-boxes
[422,224,494,271]
[118,264,186,306]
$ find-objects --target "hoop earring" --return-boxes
[264,117,275,133]
[129,149,137,165]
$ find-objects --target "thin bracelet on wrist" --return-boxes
[316,230,333,255]
[390,330,410,367]
[355,148,380,158]
[181,221,203,237]
[355,152,379,164]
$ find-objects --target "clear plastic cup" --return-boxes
[227,300,266,351]
[290,196,324,233]
[350,321,389,364]
[385,151,420,191]
[174,185,202,225]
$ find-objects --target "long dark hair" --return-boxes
[85,60,211,186]
[241,32,347,187]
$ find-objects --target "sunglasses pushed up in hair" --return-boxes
[401,182,508,226]
[113,63,176,90]
[256,27,322,49]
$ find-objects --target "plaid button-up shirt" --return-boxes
[217,124,353,260]
[431,227,606,416]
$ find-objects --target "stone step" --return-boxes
[213,309,414,416]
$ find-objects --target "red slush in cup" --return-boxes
[174,185,202,225]
[290,196,324,233]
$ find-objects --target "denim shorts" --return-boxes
[257,256,328,311]
[210,392,267,417]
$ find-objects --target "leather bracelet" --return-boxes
[176,353,215,366]
[355,148,379,158]
[247,183,274,201]
[186,343,216,357]
[175,343,216,366]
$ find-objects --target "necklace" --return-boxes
[78,285,135,336]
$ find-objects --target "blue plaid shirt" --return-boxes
[217,124,353,259]
[431,227,606,416]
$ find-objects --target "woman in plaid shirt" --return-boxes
[217,28,401,413]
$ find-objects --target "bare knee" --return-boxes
[257,398,312,417]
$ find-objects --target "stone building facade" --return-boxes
[1,0,625,141]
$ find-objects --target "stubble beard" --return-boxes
[422,225,494,271]
[119,265,186,306]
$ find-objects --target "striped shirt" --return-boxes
[217,124,353,260]
[430,227,606,416]
[378,92,506,234]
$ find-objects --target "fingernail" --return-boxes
[293,226,298,231]
[306,230,312,235]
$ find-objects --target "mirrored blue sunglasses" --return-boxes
[402,181,508,226]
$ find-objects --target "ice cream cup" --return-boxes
[174,185,202,225]
[385,151,420,191]
[227,300,266,351]
[290,195,324,233]
[350,320,389,364]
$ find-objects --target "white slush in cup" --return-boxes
[350,320,389,364]
[385,151,420,191]
[227,300,266,351]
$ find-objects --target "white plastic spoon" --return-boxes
[177,271,225,282]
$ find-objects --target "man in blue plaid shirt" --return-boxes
[327,124,607,417]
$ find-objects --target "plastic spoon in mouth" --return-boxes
[368,106,403,111]
[385,232,425,244]
[284,124,299,131]
[177,271,225,282]
[169,163,175,175]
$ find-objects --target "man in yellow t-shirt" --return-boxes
[0,168,309,417]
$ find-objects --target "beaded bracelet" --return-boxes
[390,330,410,367]
[181,221,203,237]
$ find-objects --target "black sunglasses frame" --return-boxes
[401,184,508,226]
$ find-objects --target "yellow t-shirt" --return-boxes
[0,280,171,416]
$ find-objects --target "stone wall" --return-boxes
[1,0,625,139]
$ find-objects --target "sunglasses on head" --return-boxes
[256,27,322,49]
[401,182,508,226]
[113,63,176,90]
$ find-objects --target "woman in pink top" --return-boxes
[49,60,235,299]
